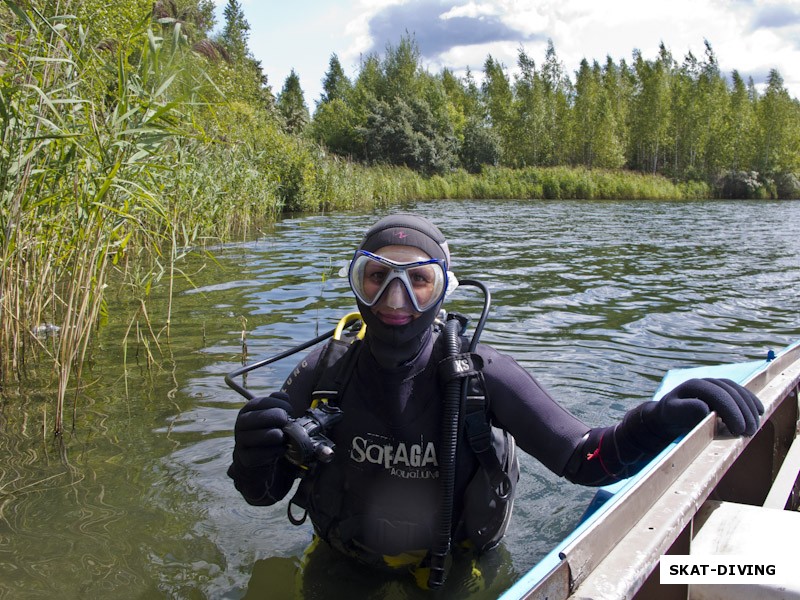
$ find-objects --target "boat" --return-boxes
[500,340,800,600]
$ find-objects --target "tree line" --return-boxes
[294,37,800,197]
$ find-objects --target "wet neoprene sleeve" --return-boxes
[560,402,676,486]
[476,343,676,486]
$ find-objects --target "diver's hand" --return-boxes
[233,392,292,468]
[653,378,763,437]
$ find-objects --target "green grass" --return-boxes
[375,165,711,201]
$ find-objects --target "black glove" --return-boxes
[233,392,293,468]
[567,378,763,486]
[650,377,764,437]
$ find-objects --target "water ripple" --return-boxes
[5,199,800,599]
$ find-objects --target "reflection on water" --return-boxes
[2,200,800,598]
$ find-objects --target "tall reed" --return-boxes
[0,3,204,432]
[0,3,379,434]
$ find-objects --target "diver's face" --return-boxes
[364,245,431,327]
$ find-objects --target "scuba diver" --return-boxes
[227,213,763,588]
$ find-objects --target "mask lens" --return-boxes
[349,251,446,312]
[405,264,440,309]
[359,259,392,304]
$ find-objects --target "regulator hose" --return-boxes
[427,316,462,588]
[427,279,491,589]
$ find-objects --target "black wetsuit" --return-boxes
[228,328,672,562]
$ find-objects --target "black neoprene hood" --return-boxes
[357,214,450,266]
[353,214,451,366]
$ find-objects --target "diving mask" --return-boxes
[348,250,448,313]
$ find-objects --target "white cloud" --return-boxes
[441,0,799,96]
[440,2,499,20]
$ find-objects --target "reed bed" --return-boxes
[2,7,173,431]
[417,166,711,201]
[0,5,290,432]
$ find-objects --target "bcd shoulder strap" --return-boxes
[309,333,362,407]
[437,339,512,499]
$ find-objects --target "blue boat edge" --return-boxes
[499,339,800,600]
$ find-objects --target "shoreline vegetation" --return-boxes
[1,1,799,432]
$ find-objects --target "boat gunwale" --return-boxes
[502,341,800,600]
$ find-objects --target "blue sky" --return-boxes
[213,0,800,111]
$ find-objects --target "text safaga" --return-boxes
[349,435,440,479]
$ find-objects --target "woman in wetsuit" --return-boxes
[228,213,762,583]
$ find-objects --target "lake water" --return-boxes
[2,199,800,599]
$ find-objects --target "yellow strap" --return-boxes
[309,313,364,411]
[414,565,432,590]
[382,549,427,569]
[333,312,366,341]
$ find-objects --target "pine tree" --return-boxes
[277,70,310,134]
[221,0,250,60]
[320,54,351,105]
